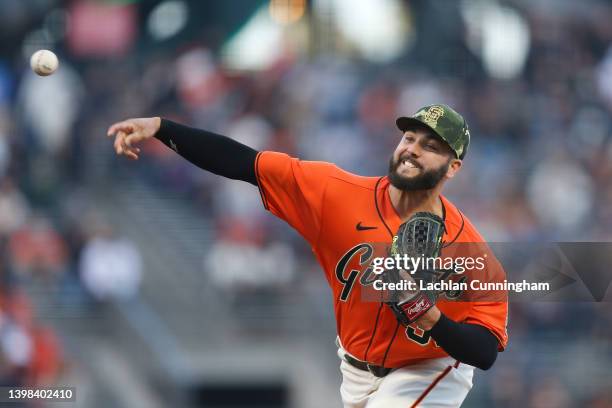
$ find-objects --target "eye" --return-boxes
[425,143,438,151]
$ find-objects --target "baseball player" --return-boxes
[108,104,508,407]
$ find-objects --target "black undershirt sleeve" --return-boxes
[154,119,259,186]
[429,313,499,370]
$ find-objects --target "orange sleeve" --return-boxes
[255,151,335,244]
[464,245,509,351]
[465,302,509,350]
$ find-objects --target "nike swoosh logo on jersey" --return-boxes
[356,222,377,231]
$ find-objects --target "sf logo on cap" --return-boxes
[421,106,445,128]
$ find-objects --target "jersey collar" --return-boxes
[375,176,450,241]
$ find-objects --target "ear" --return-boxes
[445,159,462,179]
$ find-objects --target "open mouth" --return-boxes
[401,159,417,168]
[398,158,420,171]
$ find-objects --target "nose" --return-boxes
[401,142,421,159]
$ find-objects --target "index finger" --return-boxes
[107,121,134,137]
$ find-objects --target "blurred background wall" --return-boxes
[0,0,611,407]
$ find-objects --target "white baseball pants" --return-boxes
[337,346,474,408]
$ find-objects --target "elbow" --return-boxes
[475,348,498,371]
[477,358,495,371]
[473,329,500,370]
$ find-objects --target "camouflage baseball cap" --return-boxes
[396,104,470,159]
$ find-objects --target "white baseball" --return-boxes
[30,50,59,76]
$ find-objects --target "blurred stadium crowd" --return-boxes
[1,0,612,406]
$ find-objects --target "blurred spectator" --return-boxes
[206,219,296,297]
[8,216,68,281]
[79,222,143,302]
[0,287,64,388]
[17,64,84,156]
[0,178,29,235]
[0,311,32,386]
[526,150,594,235]
[26,325,63,386]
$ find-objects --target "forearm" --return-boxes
[427,312,499,370]
[154,119,259,185]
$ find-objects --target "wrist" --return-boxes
[416,306,441,331]
[154,117,162,134]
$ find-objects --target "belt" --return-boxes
[344,354,393,378]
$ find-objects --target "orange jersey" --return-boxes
[255,151,508,368]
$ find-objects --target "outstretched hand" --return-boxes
[107,117,161,160]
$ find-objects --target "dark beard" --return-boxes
[388,156,450,191]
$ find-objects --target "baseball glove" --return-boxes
[384,212,445,326]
